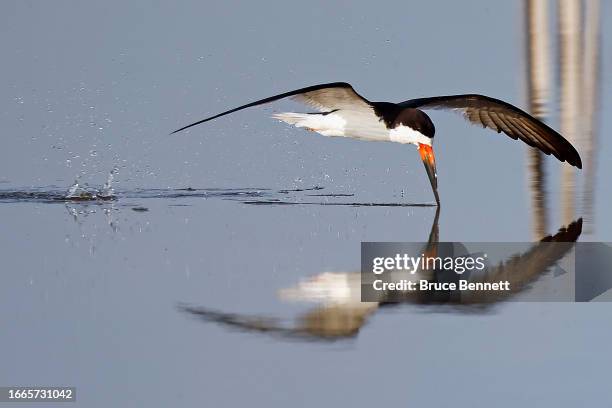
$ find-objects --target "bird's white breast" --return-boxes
[389,125,432,146]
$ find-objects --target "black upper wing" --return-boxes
[171,82,373,134]
[400,94,582,168]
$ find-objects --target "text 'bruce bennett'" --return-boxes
[372,279,511,292]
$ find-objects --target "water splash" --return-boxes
[102,167,118,198]
[64,168,118,201]
[66,180,81,198]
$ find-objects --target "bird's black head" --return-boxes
[393,108,435,138]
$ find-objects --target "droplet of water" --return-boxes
[67,180,80,197]
[102,166,118,197]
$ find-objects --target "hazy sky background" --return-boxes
[1,1,611,407]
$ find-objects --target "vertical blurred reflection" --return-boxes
[525,0,600,235]
[558,0,581,225]
[525,0,551,240]
[581,0,601,234]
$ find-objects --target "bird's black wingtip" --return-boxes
[169,120,206,135]
[568,156,582,169]
[567,217,583,237]
[569,146,583,169]
[169,127,183,135]
[561,151,582,169]
[576,157,583,169]
[170,127,187,135]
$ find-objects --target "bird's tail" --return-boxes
[271,112,312,126]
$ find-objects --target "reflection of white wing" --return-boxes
[278,272,363,305]
[278,272,378,338]
[279,270,431,305]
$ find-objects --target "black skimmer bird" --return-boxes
[172,82,582,205]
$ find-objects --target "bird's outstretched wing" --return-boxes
[399,95,582,168]
[171,82,374,134]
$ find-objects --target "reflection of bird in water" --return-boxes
[180,212,582,341]
[172,82,582,205]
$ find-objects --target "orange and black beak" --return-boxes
[418,143,440,206]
